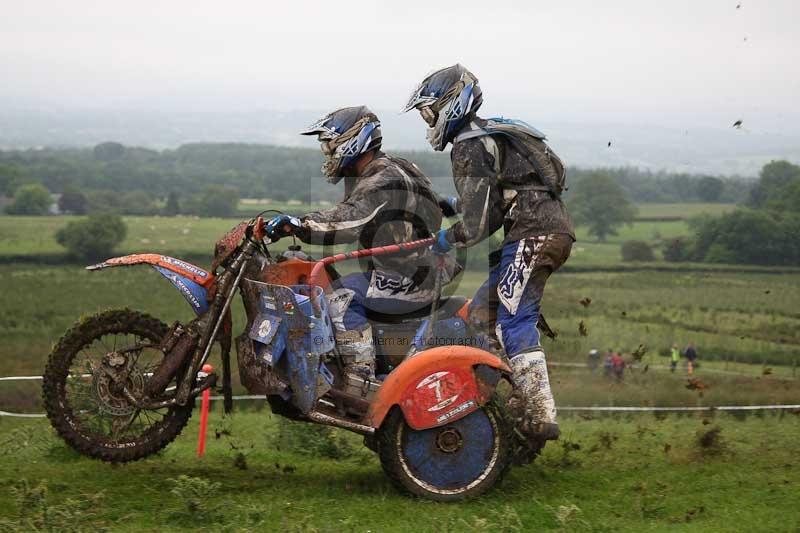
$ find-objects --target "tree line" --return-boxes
[566,160,800,266]
[2,142,796,266]
[1,142,749,218]
[668,160,800,266]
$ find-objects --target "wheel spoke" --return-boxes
[62,328,175,442]
[111,409,141,439]
[45,311,195,463]
[141,409,156,427]
[99,336,113,354]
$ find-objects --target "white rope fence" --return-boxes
[559,405,800,412]
[4,402,799,418]
[549,361,797,379]
[0,394,267,418]
[1,374,798,418]
[2,360,791,383]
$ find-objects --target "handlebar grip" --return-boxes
[438,196,459,218]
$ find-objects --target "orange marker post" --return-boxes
[197,364,214,458]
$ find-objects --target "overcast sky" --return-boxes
[2,0,798,131]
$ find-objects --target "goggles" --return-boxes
[317,115,371,157]
[320,141,335,157]
[419,106,437,127]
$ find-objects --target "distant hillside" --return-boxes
[0,143,752,204]
[2,109,799,176]
[0,143,452,202]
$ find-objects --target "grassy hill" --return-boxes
[0,203,798,531]
[1,410,798,531]
[0,203,748,269]
[1,204,799,389]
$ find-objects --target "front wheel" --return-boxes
[42,309,193,463]
[377,400,512,501]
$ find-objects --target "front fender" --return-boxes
[365,346,510,431]
[87,254,214,315]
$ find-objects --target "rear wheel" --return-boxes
[42,309,192,463]
[377,400,512,501]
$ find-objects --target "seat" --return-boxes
[365,296,467,324]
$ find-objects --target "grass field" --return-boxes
[0,205,799,530]
[1,410,798,531]
[234,200,737,221]
[0,216,242,261]
[1,263,798,412]
[1,204,798,391]
[630,203,736,219]
[3,263,800,373]
[0,203,747,268]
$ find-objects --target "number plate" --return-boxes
[401,367,480,429]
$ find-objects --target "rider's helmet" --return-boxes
[300,106,382,184]
[403,64,482,151]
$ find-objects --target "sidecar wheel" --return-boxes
[377,400,512,501]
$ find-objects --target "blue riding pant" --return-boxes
[336,271,434,331]
[468,235,572,357]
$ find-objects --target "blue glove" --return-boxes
[438,196,460,217]
[265,215,301,240]
[431,229,452,254]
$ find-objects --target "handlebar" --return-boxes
[308,237,435,288]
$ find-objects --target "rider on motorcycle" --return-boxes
[403,64,575,443]
[266,106,456,382]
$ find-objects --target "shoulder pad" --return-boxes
[453,129,489,143]
[453,117,548,144]
[452,120,487,143]
[485,117,547,140]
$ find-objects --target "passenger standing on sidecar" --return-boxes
[265,106,457,383]
[403,65,575,444]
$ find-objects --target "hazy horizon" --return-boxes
[2,0,799,175]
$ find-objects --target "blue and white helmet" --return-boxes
[300,106,382,184]
[403,64,483,151]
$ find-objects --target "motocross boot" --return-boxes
[508,348,559,442]
[335,324,377,380]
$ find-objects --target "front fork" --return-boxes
[175,239,256,406]
[97,241,256,410]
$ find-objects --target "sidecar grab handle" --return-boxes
[308,237,434,288]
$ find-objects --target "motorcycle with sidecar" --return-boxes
[43,216,541,501]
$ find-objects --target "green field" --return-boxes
[631,203,736,219]
[1,204,799,379]
[2,263,799,374]
[1,261,798,413]
[1,410,798,531]
[0,203,747,268]
[234,200,737,221]
[0,215,241,262]
[1,205,799,530]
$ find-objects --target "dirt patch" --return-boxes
[696,425,726,456]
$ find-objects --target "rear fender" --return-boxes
[87,254,214,315]
[365,346,510,431]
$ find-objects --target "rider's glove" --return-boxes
[431,229,452,254]
[438,196,460,218]
[265,215,301,241]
